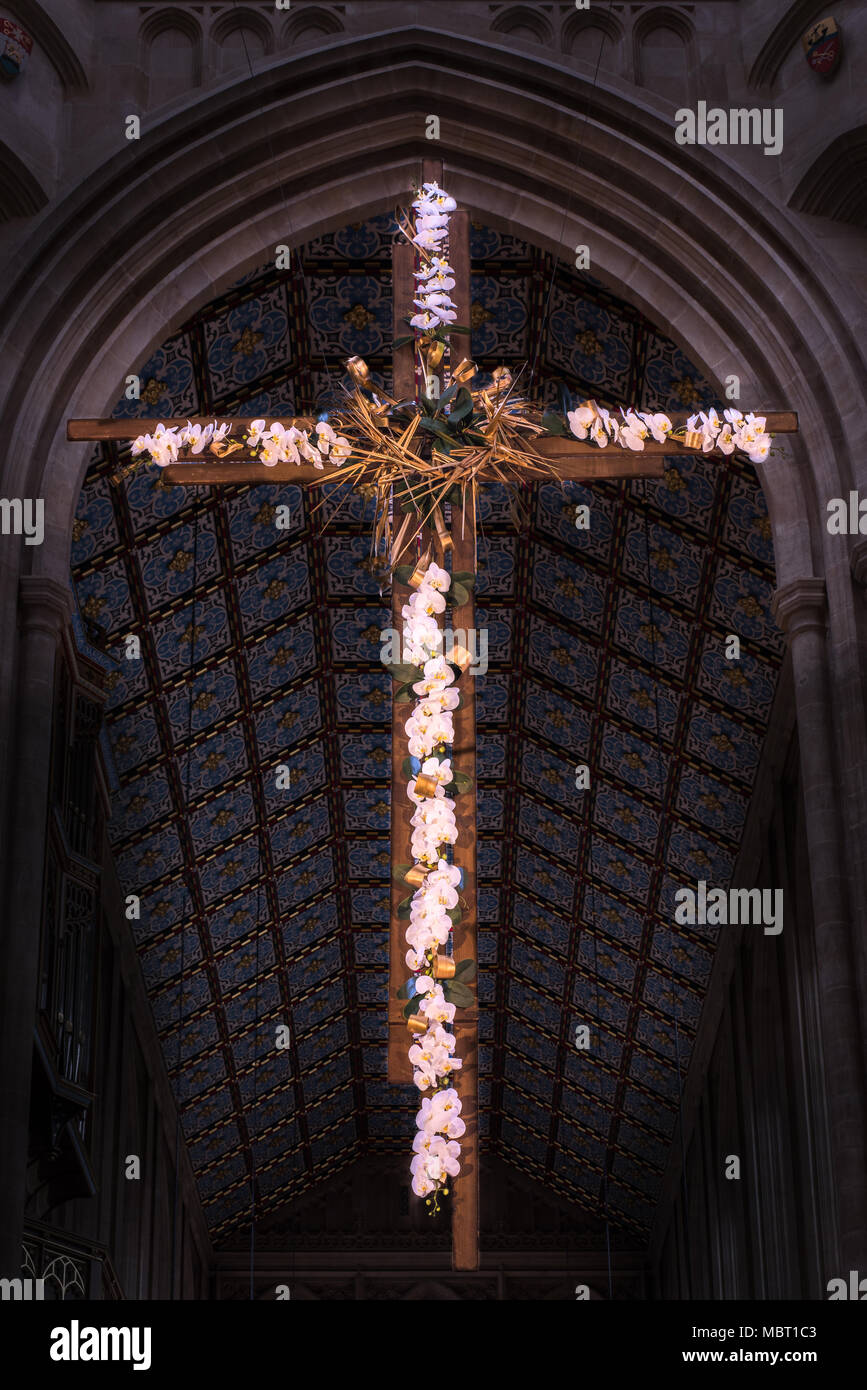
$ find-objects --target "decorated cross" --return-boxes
[67,157,798,1272]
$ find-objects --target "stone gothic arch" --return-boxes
[1,16,866,1278]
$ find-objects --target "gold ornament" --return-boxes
[414,772,440,798]
[451,358,476,384]
[681,430,704,450]
[407,1013,428,1034]
[405,864,430,888]
[347,356,371,386]
[408,547,433,587]
[432,505,453,554]
[432,955,456,979]
[425,341,445,372]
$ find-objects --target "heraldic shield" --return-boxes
[802,16,842,77]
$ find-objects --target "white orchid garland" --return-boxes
[566,402,774,464]
[129,418,352,469]
[401,560,466,1209]
[409,182,459,333]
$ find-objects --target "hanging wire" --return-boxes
[171,487,200,1298]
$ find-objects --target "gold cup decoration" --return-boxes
[681,429,704,450]
[209,438,244,457]
[408,547,433,587]
[414,771,440,798]
[405,864,430,888]
[346,356,371,387]
[451,358,476,384]
[424,341,445,373]
[449,642,474,675]
[432,955,456,979]
[407,1012,428,1035]
[432,505,453,554]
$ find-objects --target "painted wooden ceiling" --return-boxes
[70,216,782,1244]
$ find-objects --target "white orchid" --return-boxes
[567,405,596,440]
[747,433,771,463]
[619,410,648,451]
[590,417,610,448]
[148,424,180,466]
[641,411,672,443]
[400,559,467,1198]
[417,182,457,213]
[181,421,215,454]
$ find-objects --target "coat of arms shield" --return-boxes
[0,16,31,76]
[802,16,841,77]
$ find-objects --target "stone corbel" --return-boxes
[850,538,867,589]
[18,575,73,638]
[770,575,827,637]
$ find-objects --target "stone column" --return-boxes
[0,576,71,1276]
[772,578,867,1271]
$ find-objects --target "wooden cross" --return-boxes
[67,157,798,1273]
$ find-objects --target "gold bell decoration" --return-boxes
[346,356,371,387]
[432,955,456,980]
[414,771,440,798]
[432,505,453,555]
[209,438,244,457]
[408,547,433,587]
[424,340,445,372]
[681,429,704,450]
[405,864,429,888]
[449,642,474,675]
[407,1012,428,1035]
[451,358,476,384]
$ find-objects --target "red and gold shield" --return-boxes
[802,16,841,77]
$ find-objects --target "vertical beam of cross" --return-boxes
[385,162,479,1269]
[386,233,430,1083]
[445,205,480,1272]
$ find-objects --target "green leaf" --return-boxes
[448,324,472,335]
[395,682,415,703]
[451,571,476,588]
[404,997,422,1019]
[541,411,568,436]
[392,334,415,351]
[418,415,453,438]
[454,958,477,982]
[452,769,473,791]
[446,485,463,506]
[448,580,470,608]
[436,382,461,413]
[393,564,415,584]
[444,980,475,1008]
[397,894,413,919]
[393,862,411,882]
[383,662,422,684]
[449,388,474,423]
[446,906,462,925]
[396,979,411,999]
